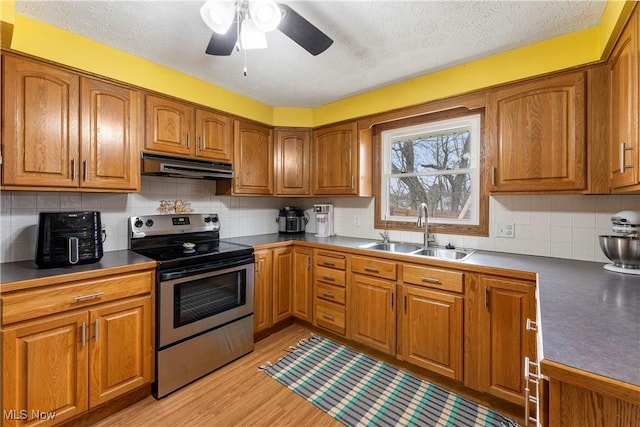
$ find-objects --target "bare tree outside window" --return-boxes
[382,114,480,226]
[389,130,472,219]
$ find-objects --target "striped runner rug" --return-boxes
[261,335,519,427]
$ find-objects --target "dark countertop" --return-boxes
[0,250,156,290]
[2,234,638,388]
[228,233,640,387]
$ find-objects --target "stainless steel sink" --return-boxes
[357,242,423,253]
[411,247,475,260]
[358,241,475,260]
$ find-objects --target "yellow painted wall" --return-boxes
[10,15,275,124]
[1,0,634,127]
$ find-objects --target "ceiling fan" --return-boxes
[200,0,333,56]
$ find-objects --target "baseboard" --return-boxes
[58,384,151,427]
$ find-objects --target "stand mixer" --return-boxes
[599,210,640,275]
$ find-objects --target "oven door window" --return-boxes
[174,269,246,328]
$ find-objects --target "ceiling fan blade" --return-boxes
[277,4,333,56]
[205,21,238,56]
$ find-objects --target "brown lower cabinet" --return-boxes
[399,285,463,381]
[1,268,154,427]
[253,249,274,333]
[465,273,537,406]
[292,246,313,322]
[253,246,294,335]
[313,250,348,336]
[540,360,640,427]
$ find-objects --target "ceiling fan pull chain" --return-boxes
[243,49,248,76]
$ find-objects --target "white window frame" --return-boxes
[380,114,481,226]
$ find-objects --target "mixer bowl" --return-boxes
[599,235,640,268]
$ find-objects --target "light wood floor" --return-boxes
[92,324,341,427]
[92,324,522,426]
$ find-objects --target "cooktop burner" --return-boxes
[135,240,252,262]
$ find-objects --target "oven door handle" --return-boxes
[159,254,255,282]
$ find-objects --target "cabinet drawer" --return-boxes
[315,265,346,287]
[315,252,346,270]
[351,256,397,280]
[2,271,154,325]
[402,264,463,293]
[316,282,346,304]
[315,299,346,336]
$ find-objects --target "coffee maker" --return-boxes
[313,204,334,237]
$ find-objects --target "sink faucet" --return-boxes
[379,215,390,243]
[417,203,434,247]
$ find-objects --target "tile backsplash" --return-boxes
[1,176,639,264]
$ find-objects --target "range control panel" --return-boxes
[129,214,219,238]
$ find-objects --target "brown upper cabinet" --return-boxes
[275,128,311,196]
[145,94,232,162]
[312,122,372,196]
[2,55,141,192]
[222,119,274,195]
[487,71,587,193]
[609,6,639,192]
[196,109,233,161]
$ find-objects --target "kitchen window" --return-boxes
[375,110,488,236]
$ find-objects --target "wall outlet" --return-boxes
[353,216,360,226]
[496,222,515,238]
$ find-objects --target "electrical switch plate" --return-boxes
[496,222,515,238]
[353,216,360,226]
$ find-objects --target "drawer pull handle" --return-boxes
[322,291,336,298]
[420,276,441,284]
[73,291,105,302]
[364,266,380,273]
[322,261,336,267]
[526,318,537,332]
[322,275,335,281]
[322,312,335,321]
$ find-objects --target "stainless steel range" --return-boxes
[128,213,254,398]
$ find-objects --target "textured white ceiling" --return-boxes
[16,0,606,108]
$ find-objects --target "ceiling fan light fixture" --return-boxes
[200,0,236,35]
[240,18,267,50]
[248,0,282,33]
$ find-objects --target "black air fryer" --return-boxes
[36,211,103,268]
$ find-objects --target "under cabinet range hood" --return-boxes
[141,153,234,180]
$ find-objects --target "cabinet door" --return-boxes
[275,129,311,195]
[88,296,152,408]
[350,274,396,355]
[488,71,586,192]
[272,246,293,324]
[312,122,358,195]
[400,285,463,381]
[195,109,232,161]
[80,77,141,191]
[479,275,536,405]
[145,94,194,156]
[2,311,88,426]
[610,8,639,190]
[2,56,79,188]
[292,246,313,321]
[254,250,273,333]
[233,120,274,194]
